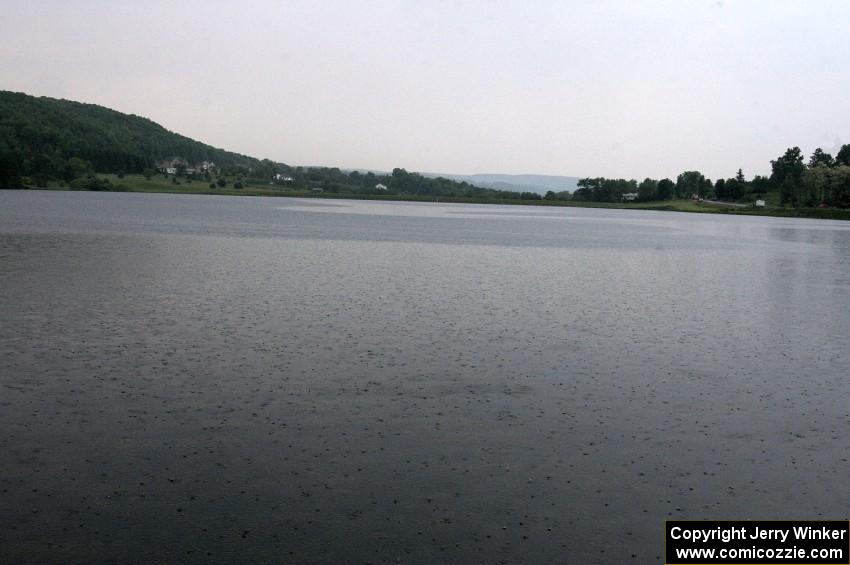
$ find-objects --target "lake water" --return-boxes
[1,190,849,563]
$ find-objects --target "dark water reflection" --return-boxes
[1,191,849,563]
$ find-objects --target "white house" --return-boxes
[622,192,638,202]
[157,158,213,175]
[157,157,187,174]
[755,199,765,207]
[375,183,388,191]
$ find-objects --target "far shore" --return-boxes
[12,175,850,221]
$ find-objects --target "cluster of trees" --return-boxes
[565,173,711,203]
[556,145,850,207]
[570,178,637,202]
[771,146,850,207]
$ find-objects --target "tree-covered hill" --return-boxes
[0,90,540,199]
[0,90,259,185]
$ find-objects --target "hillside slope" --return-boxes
[0,90,259,184]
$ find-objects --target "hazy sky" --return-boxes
[2,1,849,180]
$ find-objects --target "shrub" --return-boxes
[69,176,112,191]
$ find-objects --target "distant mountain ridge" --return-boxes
[342,170,581,195]
[424,173,580,195]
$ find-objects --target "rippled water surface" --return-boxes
[2,190,849,563]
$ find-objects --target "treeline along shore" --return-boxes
[2,90,849,220]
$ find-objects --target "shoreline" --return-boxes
[11,183,850,221]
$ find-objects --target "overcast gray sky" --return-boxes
[2,0,848,180]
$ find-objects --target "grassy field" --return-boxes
[36,173,850,221]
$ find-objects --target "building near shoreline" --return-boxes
[156,158,216,175]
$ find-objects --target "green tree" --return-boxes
[63,157,94,182]
[802,165,830,206]
[836,144,850,166]
[573,177,631,202]
[726,178,746,200]
[830,166,850,205]
[803,165,850,207]
[656,178,674,200]
[675,171,710,199]
[809,148,834,168]
[390,168,410,192]
[750,175,770,194]
[254,159,276,181]
[637,178,657,201]
[771,147,805,205]
[573,178,598,201]
[0,151,23,188]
